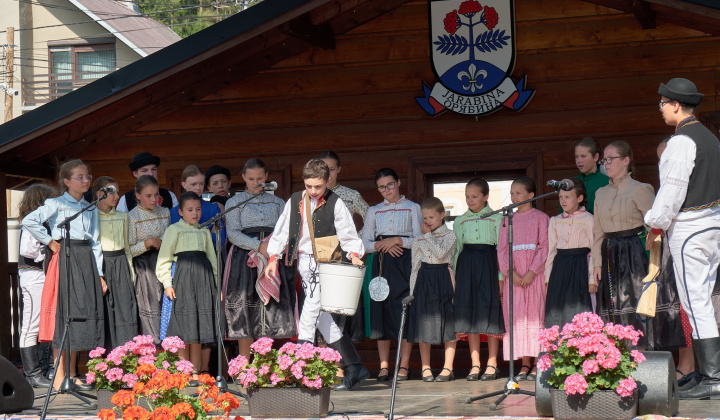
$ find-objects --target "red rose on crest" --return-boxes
[458,0,482,16]
[484,6,498,30]
[444,10,459,34]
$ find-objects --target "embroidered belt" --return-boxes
[605,226,644,239]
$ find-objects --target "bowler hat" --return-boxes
[205,165,231,185]
[128,152,161,171]
[658,78,703,106]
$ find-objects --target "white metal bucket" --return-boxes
[319,262,366,316]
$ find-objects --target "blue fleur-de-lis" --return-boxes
[457,63,487,93]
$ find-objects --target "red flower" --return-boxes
[170,402,195,419]
[444,10,459,35]
[150,406,173,420]
[122,405,151,420]
[484,6,498,30]
[459,0,482,16]
[99,409,117,420]
[111,390,136,409]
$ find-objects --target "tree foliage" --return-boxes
[139,0,264,38]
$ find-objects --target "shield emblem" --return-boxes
[417,0,533,116]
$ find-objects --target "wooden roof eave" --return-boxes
[0,0,412,178]
[582,0,720,34]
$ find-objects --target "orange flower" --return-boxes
[111,390,136,408]
[136,364,156,378]
[235,417,246,420]
[150,406,173,420]
[165,372,187,390]
[170,402,196,419]
[217,392,240,415]
[197,373,215,386]
[98,408,117,420]
[122,405,151,420]
[132,381,146,395]
[199,384,219,400]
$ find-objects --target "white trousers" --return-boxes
[297,254,343,344]
[667,211,720,339]
[19,269,45,348]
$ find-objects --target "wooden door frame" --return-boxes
[407,151,545,211]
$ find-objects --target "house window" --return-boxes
[432,180,514,229]
[48,42,115,98]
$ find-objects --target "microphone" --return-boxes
[259,181,278,191]
[546,179,575,191]
[100,185,117,194]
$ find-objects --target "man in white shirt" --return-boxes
[645,77,720,400]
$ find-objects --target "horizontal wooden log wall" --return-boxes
[74,0,719,215]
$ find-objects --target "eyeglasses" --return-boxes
[659,100,673,110]
[70,175,93,182]
[599,156,622,165]
[377,181,397,192]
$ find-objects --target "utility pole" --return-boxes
[4,27,15,123]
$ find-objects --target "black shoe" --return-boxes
[435,368,454,382]
[329,335,369,391]
[515,365,530,381]
[481,365,498,381]
[467,365,481,381]
[677,369,695,388]
[680,337,720,400]
[422,368,434,382]
[376,367,389,382]
[72,377,94,391]
[527,370,537,381]
[396,367,410,381]
[20,346,52,388]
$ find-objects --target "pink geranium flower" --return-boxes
[250,337,274,355]
[616,377,637,397]
[564,373,588,395]
[89,347,106,359]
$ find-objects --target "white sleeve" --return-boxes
[334,199,365,258]
[267,199,292,257]
[116,195,128,213]
[644,135,696,230]
[22,198,58,245]
[170,192,179,208]
[361,206,377,253]
[19,227,45,262]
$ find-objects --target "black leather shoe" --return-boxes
[72,377,94,391]
[677,369,695,388]
[466,365,481,381]
[515,365,530,381]
[481,365,498,381]
[396,367,410,381]
[422,368,434,382]
[329,335,369,391]
[680,337,720,400]
[435,368,454,382]
[376,367,389,382]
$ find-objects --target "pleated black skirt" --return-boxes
[53,240,104,351]
[166,251,218,344]
[454,244,505,335]
[597,230,684,349]
[134,250,164,345]
[544,248,592,328]
[370,240,412,340]
[407,263,455,344]
[103,250,139,348]
[224,228,296,339]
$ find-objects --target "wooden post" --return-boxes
[0,172,10,359]
[4,27,14,123]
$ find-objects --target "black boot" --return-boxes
[679,345,702,391]
[328,335,369,391]
[680,337,720,399]
[297,339,311,345]
[20,346,52,388]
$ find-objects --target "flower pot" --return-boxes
[96,389,118,412]
[550,388,638,420]
[247,387,331,418]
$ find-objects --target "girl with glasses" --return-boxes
[361,168,422,381]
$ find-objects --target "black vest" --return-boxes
[285,189,339,265]
[123,188,174,212]
[674,121,720,211]
[18,229,47,271]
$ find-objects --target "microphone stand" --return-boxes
[387,295,414,420]
[465,188,560,410]
[40,192,107,419]
[197,187,269,399]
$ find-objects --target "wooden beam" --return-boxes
[0,159,54,179]
[280,18,336,50]
[645,0,720,21]
[625,0,656,29]
[0,171,10,358]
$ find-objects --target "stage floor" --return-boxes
[10,374,720,419]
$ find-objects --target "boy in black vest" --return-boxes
[646,77,720,399]
[266,159,368,391]
[117,152,178,212]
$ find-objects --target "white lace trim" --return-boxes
[512,244,537,251]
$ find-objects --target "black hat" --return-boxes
[658,78,703,106]
[205,165,231,185]
[128,152,161,172]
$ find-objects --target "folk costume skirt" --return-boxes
[407,263,455,344]
[134,250,164,345]
[53,240,104,351]
[102,250,139,349]
[454,244,505,335]
[166,251,218,344]
[597,227,684,349]
[224,227,296,339]
[544,248,592,328]
[370,236,412,340]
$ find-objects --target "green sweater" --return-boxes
[559,170,609,215]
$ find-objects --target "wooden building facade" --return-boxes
[1,0,720,361]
